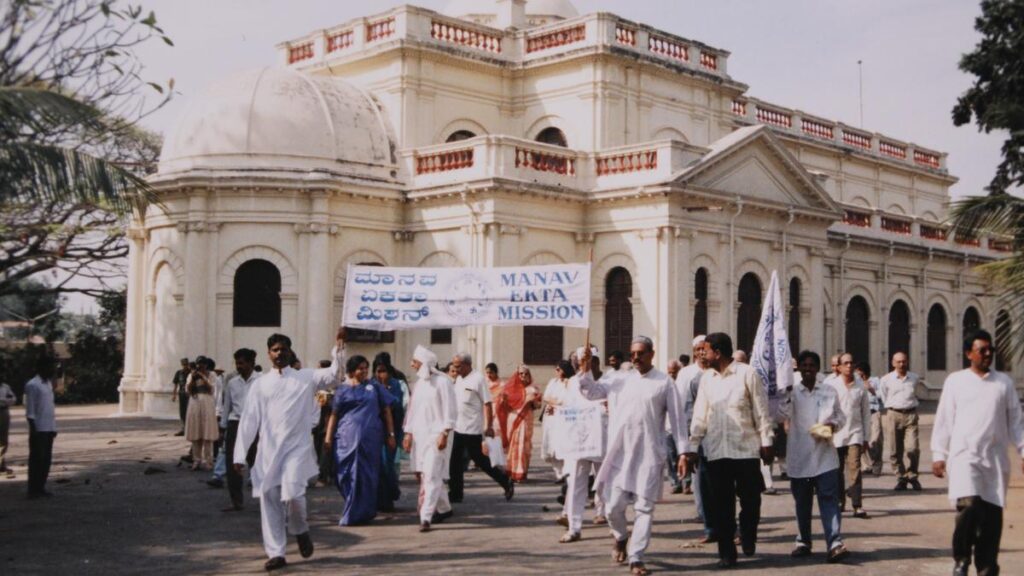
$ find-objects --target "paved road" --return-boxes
[0,403,1020,575]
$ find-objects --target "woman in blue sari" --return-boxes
[324,355,397,525]
[372,357,405,512]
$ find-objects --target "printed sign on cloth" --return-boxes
[750,270,795,422]
[556,404,605,462]
[341,264,591,330]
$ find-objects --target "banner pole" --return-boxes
[584,246,594,350]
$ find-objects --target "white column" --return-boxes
[182,192,210,359]
[122,227,147,380]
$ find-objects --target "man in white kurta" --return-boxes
[560,347,609,542]
[932,330,1024,576]
[830,353,871,517]
[577,337,686,575]
[234,332,343,570]
[403,345,457,531]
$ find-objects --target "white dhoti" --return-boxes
[415,437,453,523]
[259,484,309,559]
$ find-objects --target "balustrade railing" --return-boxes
[879,140,907,160]
[756,105,792,128]
[700,51,718,70]
[515,146,576,175]
[990,240,1013,252]
[288,42,314,64]
[615,25,636,46]
[416,148,474,174]
[431,20,502,53]
[801,117,834,140]
[327,30,354,53]
[526,24,586,53]
[920,225,947,241]
[955,233,981,247]
[841,129,872,150]
[731,100,746,116]
[913,149,940,169]
[843,210,871,228]
[881,216,912,235]
[648,34,688,62]
[366,17,396,42]
[596,150,657,175]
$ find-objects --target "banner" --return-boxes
[750,270,795,420]
[556,404,605,462]
[342,263,591,330]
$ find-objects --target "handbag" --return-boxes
[483,436,506,468]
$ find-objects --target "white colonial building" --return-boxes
[120,0,1019,416]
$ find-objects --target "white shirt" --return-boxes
[221,371,259,428]
[690,361,774,461]
[234,348,343,501]
[781,380,845,479]
[24,376,57,432]
[453,370,491,435]
[405,372,457,477]
[578,367,685,502]
[674,363,704,433]
[831,375,872,447]
[879,370,920,410]
[932,368,1024,508]
[0,383,15,408]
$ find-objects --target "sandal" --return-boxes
[612,538,628,564]
[559,531,581,543]
[630,562,650,576]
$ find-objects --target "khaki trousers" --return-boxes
[836,444,864,509]
[884,410,919,480]
[861,411,884,472]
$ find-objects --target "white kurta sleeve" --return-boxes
[665,376,689,453]
[1006,382,1024,457]
[688,374,709,449]
[746,368,775,447]
[930,375,956,462]
[234,382,262,465]
[24,382,37,422]
[440,377,457,430]
[576,371,611,400]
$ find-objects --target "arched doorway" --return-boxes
[535,126,568,147]
[789,278,801,355]
[693,268,708,337]
[962,306,981,367]
[845,296,870,366]
[604,267,633,357]
[233,259,282,327]
[888,300,911,365]
[736,273,762,355]
[927,304,947,371]
[445,129,476,142]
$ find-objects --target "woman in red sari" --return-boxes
[496,364,541,483]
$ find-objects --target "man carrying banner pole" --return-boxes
[576,337,687,576]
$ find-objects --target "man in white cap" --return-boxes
[577,336,687,576]
[675,335,715,540]
[402,345,457,532]
[559,345,609,543]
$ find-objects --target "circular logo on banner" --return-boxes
[443,273,491,322]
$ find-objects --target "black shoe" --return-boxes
[174,431,185,436]
[895,479,909,491]
[296,531,313,558]
[419,521,431,532]
[910,478,922,491]
[206,478,224,489]
[671,485,683,494]
[504,482,515,501]
[449,496,463,504]
[791,545,812,558]
[431,510,453,524]
[716,557,738,568]
[264,557,287,571]
[952,561,969,576]
[556,494,565,505]
[741,540,756,557]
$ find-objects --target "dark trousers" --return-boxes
[706,458,762,562]
[697,446,715,537]
[177,393,190,424]
[28,430,56,496]
[313,406,331,481]
[954,496,1003,576]
[448,432,509,500]
[224,420,256,508]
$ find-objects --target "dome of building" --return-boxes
[442,0,579,23]
[158,67,398,183]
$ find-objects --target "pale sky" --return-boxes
[63,0,1005,314]
[133,0,1005,199]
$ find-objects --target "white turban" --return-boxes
[692,335,706,348]
[413,345,438,380]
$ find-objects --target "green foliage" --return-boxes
[952,0,1024,194]
[0,344,53,401]
[61,331,122,404]
[0,279,63,339]
[97,289,126,334]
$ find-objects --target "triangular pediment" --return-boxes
[674,125,841,215]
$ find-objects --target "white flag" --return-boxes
[750,271,794,419]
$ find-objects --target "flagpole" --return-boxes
[584,245,594,351]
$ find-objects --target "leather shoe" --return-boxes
[504,482,515,501]
[952,561,969,576]
[791,545,812,558]
[419,521,431,532]
[431,510,453,524]
[827,544,850,563]
[895,480,909,491]
[910,478,922,491]
[296,532,313,558]
[741,540,756,557]
[264,557,287,571]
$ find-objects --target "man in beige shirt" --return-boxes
[687,333,774,568]
[879,351,921,491]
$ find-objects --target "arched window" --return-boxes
[736,273,762,355]
[888,300,911,362]
[535,127,568,148]
[346,262,396,344]
[845,296,870,366]
[996,309,1013,371]
[693,268,708,337]
[962,306,981,368]
[788,278,801,355]
[523,326,564,366]
[604,267,633,357]
[927,304,947,371]
[233,259,281,327]
[445,130,476,143]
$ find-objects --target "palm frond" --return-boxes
[976,254,1024,364]
[0,141,157,213]
[947,192,1024,240]
[0,86,107,138]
